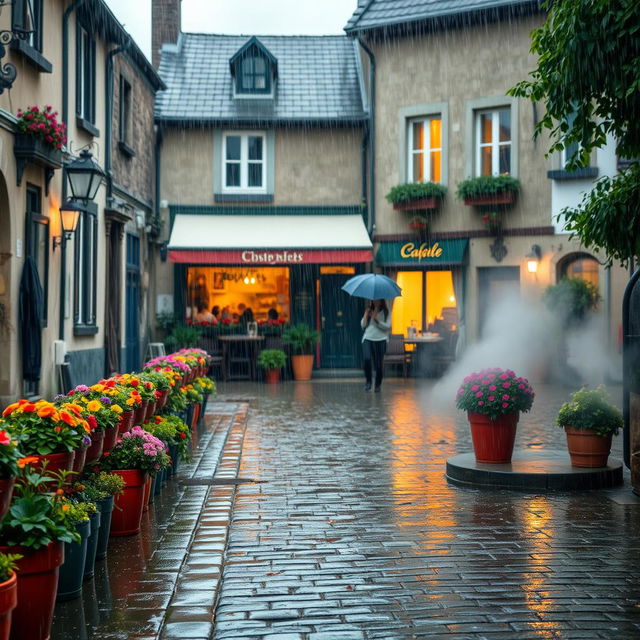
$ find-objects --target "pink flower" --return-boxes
[488,395,495,401]
[499,373,508,380]
[475,391,483,398]
[502,394,510,400]
[478,401,484,406]
[502,402,509,408]
[471,384,479,391]
[489,385,496,391]
[502,382,511,388]
[481,379,489,385]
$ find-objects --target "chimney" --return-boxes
[152,0,181,68]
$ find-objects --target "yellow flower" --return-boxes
[111,404,123,414]
[86,400,102,412]
[126,397,135,406]
[90,384,105,392]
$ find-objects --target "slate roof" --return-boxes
[155,34,367,123]
[345,0,538,33]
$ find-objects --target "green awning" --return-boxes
[376,238,468,266]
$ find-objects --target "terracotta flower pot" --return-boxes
[102,423,118,454]
[564,426,613,468]
[0,541,64,640]
[291,354,314,381]
[144,401,156,424]
[132,403,147,427]
[264,368,281,384]
[28,451,76,478]
[0,477,15,523]
[117,410,134,435]
[109,469,147,537]
[142,475,153,512]
[468,412,519,463]
[463,191,517,206]
[156,389,169,410]
[57,519,90,601]
[0,571,17,640]
[85,430,105,465]
[191,403,201,429]
[70,445,87,477]
[393,196,441,211]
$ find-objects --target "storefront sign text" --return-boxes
[241,250,304,264]
[400,242,443,260]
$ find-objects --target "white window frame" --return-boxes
[222,132,267,193]
[475,108,512,176]
[407,116,442,183]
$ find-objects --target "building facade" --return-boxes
[0,0,162,403]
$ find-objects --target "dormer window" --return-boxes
[230,37,277,98]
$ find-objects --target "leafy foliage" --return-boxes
[257,349,287,370]
[282,324,320,355]
[557,386,623,436]
[385,182,446,205]
[543,277,600,326]
[509,0,640,265]
[0,429,22,478]
[0,552,21,583]
[83,471,125,498]
[165,324,202,349]
[455,175,521,200]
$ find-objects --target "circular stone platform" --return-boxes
[446,449,623,490]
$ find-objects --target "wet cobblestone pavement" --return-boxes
[52,378,640,639]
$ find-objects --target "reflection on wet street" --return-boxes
[51,379,640,639]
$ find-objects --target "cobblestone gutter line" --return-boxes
[159,403,249,640]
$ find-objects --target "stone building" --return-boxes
[0,0,163,403]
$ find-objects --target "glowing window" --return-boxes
[563,256,599,288]
[408,117,442,183]
[475,108,511,176]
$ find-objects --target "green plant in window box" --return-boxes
[386,182,446,211]
[456,175,520,205]
[257,349,287,370]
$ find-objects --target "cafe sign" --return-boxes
[376,238,468,266]
[168,248,374,264]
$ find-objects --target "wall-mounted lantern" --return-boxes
[526,244,542,273]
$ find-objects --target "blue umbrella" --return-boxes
[341,273,402,299]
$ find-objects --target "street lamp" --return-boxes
[52,199,82,251]
[65,149,105,202]
[526,244,542,273]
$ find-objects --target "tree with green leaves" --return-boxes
[509,0,640,267]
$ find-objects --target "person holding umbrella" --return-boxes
[361,299,391,392]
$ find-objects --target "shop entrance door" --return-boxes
[478,266,520,338]
[319,274,362,368]
[125,234,141,372]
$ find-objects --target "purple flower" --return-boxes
[100,396,112,404]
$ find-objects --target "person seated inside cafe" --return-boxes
[240,307,255,325]
[267,308,279,322]
[194,303,215,324]
[210,305,220,325]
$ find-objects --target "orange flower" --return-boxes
[54,426,62,433]
[64,403,84,417]
[56,489,64,495]
[37,405,58,419]
[21,403,36,413]
[17,456,39,468]
[59,411,76,426]
[62,504,70,512]
[2,402,20,416]
[86,400,102,412]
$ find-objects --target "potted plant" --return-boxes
[110,374,146,427]
[0,429,22,522]
[456,368,535,463]
[87,379,134,442]
[82,472,125,561]
[0,467,79,640]
[456,175,520,206]
[543,277,600,327]
[283,324,320,381]
[385,182,447,211]
[557,386,623,467]
[1,399,91,477]
[101,427,170,536]
[56,500,93,601]
[258,349,287,384]
[0,553,20,640]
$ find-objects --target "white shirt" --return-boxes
[361,311,391,342]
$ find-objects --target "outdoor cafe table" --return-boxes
[403,334,443,377]
[218,335,265,381]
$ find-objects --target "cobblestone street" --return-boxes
[52,378,640,639]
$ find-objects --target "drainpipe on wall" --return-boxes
[59,0,86,342]
[357,38,376,239]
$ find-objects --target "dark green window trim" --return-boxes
[214,193,273,203]
[119,74,132,145]
[25,183,48,326]
[235,53,272,95]
[76,19,96,125]
[73,201,98,332]
[76,116,99,138]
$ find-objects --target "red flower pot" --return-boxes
[144,401,156,424]
[109,469,147,536]
[132,403,147,427]
[0,571,17,640]
[0,478,15,523]
[564,427,613,468]
[463,191,517,207]
[102,424,118,454]
[156,389,169,410]
[191,404,201,429]
[264,368,281,384]
[117,410,134,435]
[393,196,441,211]
[0,541,64,640]
[28,451,76,477]
[468,412,519,463]
[142,475,153,512]
[85,429,105,465]
[71,445,87,476]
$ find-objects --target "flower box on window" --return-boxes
[386,182,446,212]
[14,134,63,187]
[456,175,520,208]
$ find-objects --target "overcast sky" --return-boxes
[105,0,357,61]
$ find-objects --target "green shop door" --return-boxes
[319,274,362,368]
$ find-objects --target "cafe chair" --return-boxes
[384,334,412,378]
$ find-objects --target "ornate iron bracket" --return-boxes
[490,234,508,263]
[0,30,17,94]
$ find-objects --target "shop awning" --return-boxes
[376,238,469,266]
[168,214,373,264]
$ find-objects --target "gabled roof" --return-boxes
[156,34,367,124]
[345,0,539,34]
[229,36,278,78]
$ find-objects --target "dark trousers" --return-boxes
[363,339,387,388]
